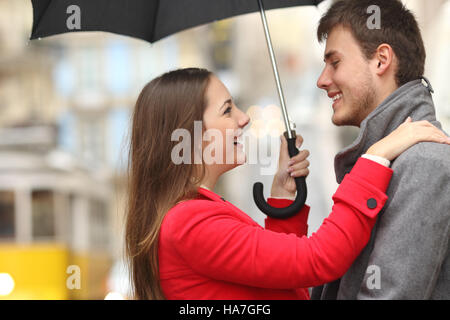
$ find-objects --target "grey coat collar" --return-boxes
[334,78,437,183]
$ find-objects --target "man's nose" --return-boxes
[317,67,332,90]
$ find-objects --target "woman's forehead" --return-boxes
[206,76,232,106]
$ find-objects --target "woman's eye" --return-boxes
[331,60,340,68]
[224,106,232,115]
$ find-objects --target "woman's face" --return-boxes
[202,75,250,172]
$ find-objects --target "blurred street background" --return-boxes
[0,0,449,299]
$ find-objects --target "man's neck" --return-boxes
[358,83,399,127]
[374,77,399,111]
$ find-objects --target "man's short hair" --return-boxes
[317,0,426,86]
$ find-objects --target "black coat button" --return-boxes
[367,198,377,209]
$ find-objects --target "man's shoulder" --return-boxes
[388,117,449,165]
[392,141,450,170]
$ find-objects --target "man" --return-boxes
[312,0,449,299]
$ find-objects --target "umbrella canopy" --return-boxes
[30,0,324,219]
[31,0,323,43]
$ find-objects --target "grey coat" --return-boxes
[312,79,450,299]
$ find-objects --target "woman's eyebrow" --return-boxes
[219,98,233,111]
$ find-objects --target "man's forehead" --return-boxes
[323,27,359,62]
[323,26,357,58]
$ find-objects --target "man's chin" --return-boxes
[331,113,346,126]
[332,111,361,127]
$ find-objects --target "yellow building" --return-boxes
[0,128,112,299]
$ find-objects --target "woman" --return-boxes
[125,68,450,300]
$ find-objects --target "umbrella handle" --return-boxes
[253,130,308,219]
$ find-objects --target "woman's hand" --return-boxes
[367,117,450,160]
[271,134,310,198]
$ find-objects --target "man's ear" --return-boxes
[374,43,395,76]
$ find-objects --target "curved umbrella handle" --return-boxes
[253,131,308,219]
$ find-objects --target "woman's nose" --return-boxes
[238,109,250,128]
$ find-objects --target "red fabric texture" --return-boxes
[158,158,393,299]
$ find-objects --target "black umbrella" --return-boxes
[30,0,324,219]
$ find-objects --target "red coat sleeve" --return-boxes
[165,158,393,289]
[265,198,310,237]
[265,197,310,299]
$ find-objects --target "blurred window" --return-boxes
[58,111,76,153]
[105,41,130,94]
[32,190,55,239]
[79,46,100,90]
[89,199,109,249]
[79,113,106,166]
[66,193,75,246]
[0,191,15,239]
[108,108,130,170]
[54,59,75,96]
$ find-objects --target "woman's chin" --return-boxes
[236,150,247,165]
[222,154,246,172]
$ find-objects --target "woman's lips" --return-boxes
[233,132,244,148]
[233,141,243,148]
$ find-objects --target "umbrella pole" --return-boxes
[257,0,294,140]
[253,0,307,220]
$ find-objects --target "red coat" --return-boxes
[159,158,393,299]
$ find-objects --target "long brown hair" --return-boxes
[125,68,212,299]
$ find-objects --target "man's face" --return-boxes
[317,25,377,127]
